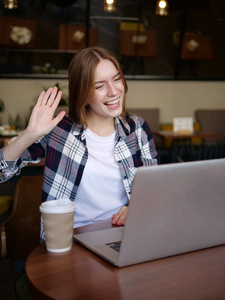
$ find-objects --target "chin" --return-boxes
[112,109,122,118]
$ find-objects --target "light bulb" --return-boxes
[156,0,169,16]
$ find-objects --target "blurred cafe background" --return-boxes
[0,2,225,298]
[0,0,225,163]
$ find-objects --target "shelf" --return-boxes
[0,48,78,53]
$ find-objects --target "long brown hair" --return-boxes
[68,47,128,126]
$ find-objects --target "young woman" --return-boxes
[0,47,159,240]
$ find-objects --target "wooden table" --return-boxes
[26,220,225,300]
[152,130,218,140]
[152,130,219,162]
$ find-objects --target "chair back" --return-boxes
[0,181,15,196]
[195,109,225,143]
[5,175,43,261]
[127,108,163,147]
[0,181,15,222]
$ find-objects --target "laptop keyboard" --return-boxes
[105,241,121,252]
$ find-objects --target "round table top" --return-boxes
[26,220,225,300]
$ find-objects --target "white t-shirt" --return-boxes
[74,128,128,227]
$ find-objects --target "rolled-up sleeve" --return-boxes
[0,148,8,169]
[0,144,43,182]
[0,148,20,182]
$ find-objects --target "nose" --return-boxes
[107,82,117,96]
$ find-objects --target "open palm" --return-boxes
[27,87,66,138]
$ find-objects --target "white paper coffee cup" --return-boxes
[39,198,76,253]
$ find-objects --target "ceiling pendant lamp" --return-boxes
[104,0,116,12]
[156,0,169,16]
[4,0,18,9]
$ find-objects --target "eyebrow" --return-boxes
[94,72,120,85]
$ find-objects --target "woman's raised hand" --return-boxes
[3,87,66,162]
[26,87,66,138]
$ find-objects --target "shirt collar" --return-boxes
[115,116,130,139]
[71,116,130,140]
[72,123,86,140]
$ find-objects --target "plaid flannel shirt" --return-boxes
[0,115,159,240]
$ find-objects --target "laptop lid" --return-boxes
[74,158,225,267]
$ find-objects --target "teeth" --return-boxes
[106,99,119,106]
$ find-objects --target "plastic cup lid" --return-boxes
[39,198,76,214]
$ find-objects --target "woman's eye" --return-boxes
[114,77,121,82]
[95,85,104,90]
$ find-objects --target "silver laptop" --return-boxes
[74,158,225,267]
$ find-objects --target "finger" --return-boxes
[121,218,126,226]
[117,210,127,225]
[50,90,63,109]
[52,110,66,127]
[41,87,54,105]
[118,206,128,223]
[35,91,46,107]
[112,206,127,226]
[47,86,60,107]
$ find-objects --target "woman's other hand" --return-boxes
[111,206,128,226]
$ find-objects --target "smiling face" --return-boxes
[86,59,125,123]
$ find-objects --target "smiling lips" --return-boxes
[105,98,120,108]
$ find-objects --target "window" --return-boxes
[0,0,224,80]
